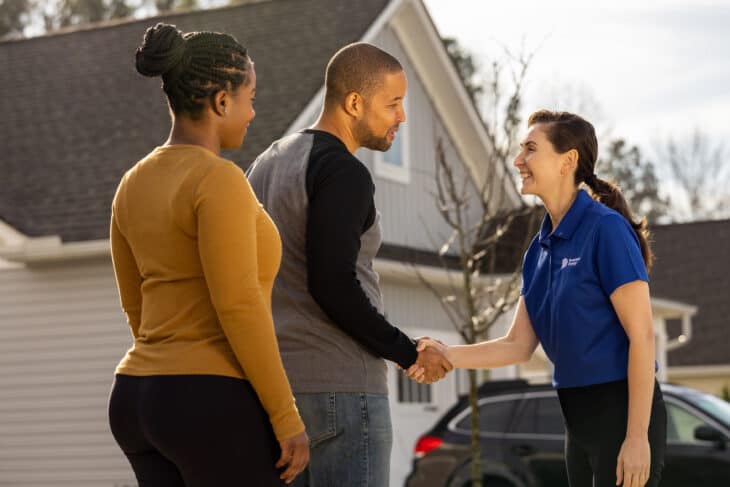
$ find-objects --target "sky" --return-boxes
[423,0,730,156]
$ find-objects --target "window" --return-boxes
[397,371,432,403]
[374,98,410,184]
[666,402,710,444]
[456,398,519,434]
[535,397,566,435]
[511,395,565,436]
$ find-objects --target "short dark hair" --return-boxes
[324,42,402,107]
[135,23,252,118]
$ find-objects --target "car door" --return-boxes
[503,391,569,487]
[660,397,730,487]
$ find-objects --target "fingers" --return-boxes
[616,454,623,486]
[278,432,310,484]
[276,440,292,469]
[617,461,647,487]
[416,338,446,353]
[439,353,454,372]
[640,468,650,487]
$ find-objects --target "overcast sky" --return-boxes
[423,0,730,154]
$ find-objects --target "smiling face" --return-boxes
[354,70,407,151]
[220,64,257,149]
[514,123,576,198]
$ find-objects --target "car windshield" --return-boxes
[679,389,730,426]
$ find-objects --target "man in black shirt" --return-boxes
[247,42,452,487]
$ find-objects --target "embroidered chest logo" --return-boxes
[560,257,581,269]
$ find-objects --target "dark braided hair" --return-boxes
[527,109,654,271]
[135,23,252,119]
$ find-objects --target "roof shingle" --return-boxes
[650,219,730,366]
[0,0,390,242]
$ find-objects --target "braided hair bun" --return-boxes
[135,23,186,77]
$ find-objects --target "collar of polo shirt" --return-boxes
[539,189,593,247]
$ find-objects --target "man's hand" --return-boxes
[405,337,452,383]
[277,430,310,484]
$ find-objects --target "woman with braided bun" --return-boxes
[108,23,308,486]
[413,110,667,487]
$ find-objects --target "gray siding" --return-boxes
[0,260,135,487]
[357,27,484,252]
[380,279,455,334]
[0,257,455,487]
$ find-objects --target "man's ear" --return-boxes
[211,90,227,117]
[342,91,365,119]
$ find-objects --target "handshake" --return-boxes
[402,337,452,384]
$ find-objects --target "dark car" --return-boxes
[405,379,730,487]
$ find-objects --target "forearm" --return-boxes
[310,280,418,368]
[218,298,305,441]
[110,215,142,337]
[446,336,532,369]
[626,332,655,439]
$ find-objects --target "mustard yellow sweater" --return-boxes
[110,144,304,441]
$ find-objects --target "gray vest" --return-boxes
[247,132,388,394]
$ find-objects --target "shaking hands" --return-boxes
[403,337,453,384]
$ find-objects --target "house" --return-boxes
[651,219,730,396]
[0,1,520,485]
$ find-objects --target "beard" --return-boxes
[353,117,393,152]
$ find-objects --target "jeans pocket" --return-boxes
[296,392,341,448]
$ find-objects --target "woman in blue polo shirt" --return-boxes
[412,110,667,487]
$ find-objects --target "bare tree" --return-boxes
[417,41,542,487]
[0,0,32,38]
[655,129,730,221]
[598,138,669,224]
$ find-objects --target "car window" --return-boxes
[456,398,519,434]
[666,402,710,443]
[680,389,730,426]
[536,397,566,435]
[512,396,565,435]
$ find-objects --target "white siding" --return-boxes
[0,260,135,487]
[379,280,466,487]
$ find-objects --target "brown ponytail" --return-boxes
[527,110,654,271]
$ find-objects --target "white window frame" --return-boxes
[374,97,410,184]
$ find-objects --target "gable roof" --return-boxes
[0,0,390,243]
[650,219,730,366]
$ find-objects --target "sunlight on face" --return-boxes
[356,71,407,152]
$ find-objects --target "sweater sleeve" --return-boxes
[306,154,418,369]
[110,207,142,339]
[195,162,304,441]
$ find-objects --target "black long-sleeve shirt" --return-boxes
[304,130,418,369]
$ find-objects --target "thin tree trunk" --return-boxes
[469,368,482,487]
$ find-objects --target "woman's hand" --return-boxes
[277,430,310,484]
[403,337,449,383]
[616,435,651,487]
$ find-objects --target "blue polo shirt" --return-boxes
[521,190,649,388]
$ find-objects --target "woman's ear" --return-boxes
[562,148,579,175]
[211,90,227,117]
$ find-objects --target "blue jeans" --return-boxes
[292,392,392,487]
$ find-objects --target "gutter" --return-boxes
[0,235,109,264]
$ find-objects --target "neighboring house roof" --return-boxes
[650,219,730,366]
[0,0,390,242]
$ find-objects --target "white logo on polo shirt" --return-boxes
[560,257,581,269]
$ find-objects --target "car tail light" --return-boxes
[414,435,443,458]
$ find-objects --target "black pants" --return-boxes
[557,379,667,487]
[109,374,285,487]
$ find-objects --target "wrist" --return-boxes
[445,346,455,367]
[625,429,649,440]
